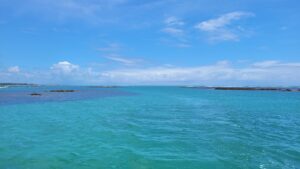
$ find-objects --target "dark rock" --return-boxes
[213,87,300,92]
[89,86,118,88]
[180,86,210,89]
[49,90,76,92]
[30,93,42,96]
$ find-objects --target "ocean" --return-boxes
[0,86,299,169]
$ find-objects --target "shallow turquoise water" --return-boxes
[0,86,300,169]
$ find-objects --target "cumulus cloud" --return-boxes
[7,66,20,73]
[51,61,79,74]
[195,11,254,42]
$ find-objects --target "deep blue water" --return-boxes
[0,86,299,169]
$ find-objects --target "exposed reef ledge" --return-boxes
[88,86,118,88]
[182,86,300,92]
[29,93,42,96]
[49,90,76,92]
[213,87,300,92]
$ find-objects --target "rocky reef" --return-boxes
[182,86,300,92]
[49,90,76,92]
[213,87,299,92]
[88,86,118,88]
[29,93,42,96]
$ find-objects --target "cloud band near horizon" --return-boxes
[1,60,300,86]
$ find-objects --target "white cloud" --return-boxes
[7,66,20,73]
[195,11,254,42]
[161,16,189,47]
[51,61,79,74]
[162,27,184,36]
[97,43,122,52]
[100,60,300,85]
[196,12,252,31]
[162,17,185,37]
[165,17,184,26]
[160,37,190,48]
[208,29,238,41]
[252,60,300,68]
[2,60,300,86]
[5,0,187,25]
[104,54,139,65]
[175,43,190,48]
[252,60,280,68]
[97,43,141,66]
[101,61,233,83]
[11,0,126,22]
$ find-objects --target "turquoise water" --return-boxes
[0,86,300,169]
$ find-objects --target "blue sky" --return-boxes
[0,0,300,85]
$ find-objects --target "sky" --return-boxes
[0,0,300,86]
